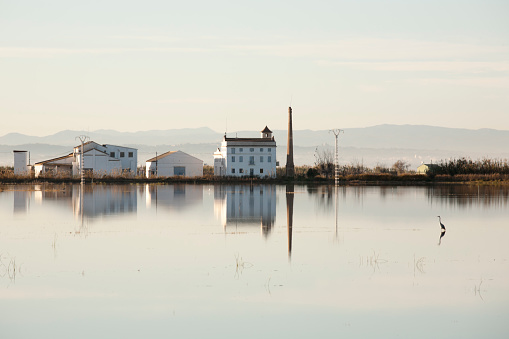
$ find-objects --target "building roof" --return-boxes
[224,137,275,143]
[74,141,137,151]
[74,140,96,148]
[146,150,203,163]
[102,143,137,150]
[261,126,272,133]
[146,151,178,162]
[34,153,73,165]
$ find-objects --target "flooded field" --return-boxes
[1,184,508,338]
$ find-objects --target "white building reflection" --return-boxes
[145,184,203,211]
[13,190,30,214]
[7,184,137,221]
[72,185,137,219]
[214,184,276,236]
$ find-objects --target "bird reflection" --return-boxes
[438,229,446,245]
[437,216,446,245]
[437,216,446,232]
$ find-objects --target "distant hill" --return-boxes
[0,127,222,147]
[1,125,508,169]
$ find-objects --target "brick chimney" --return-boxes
[286,107,295,177]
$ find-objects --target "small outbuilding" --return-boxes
[146,151,203,178]
[13,150,29,175]
[417,163,439,174]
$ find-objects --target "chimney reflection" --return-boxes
[286,184,294,258]
[214,184,276,236]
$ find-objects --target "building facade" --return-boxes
[146,150,203,178]
[213,126,276,178]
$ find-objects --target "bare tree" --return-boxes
[314,147,334,178]
[373,162,391,174]
[392,160,410,174]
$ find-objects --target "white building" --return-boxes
[416,163,438,174]
[13,150,29,175]
[34,153,74,177]
[145,150,203,178]
[34,141,137,177]
[213,126,277,178]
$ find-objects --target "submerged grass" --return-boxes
[0,254,19,282]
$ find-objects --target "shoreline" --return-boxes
[1,174,509,186]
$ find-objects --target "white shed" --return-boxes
[417,163,438,174]
[34,153,74,177]
[146,151,203,178]
[13,150,29,175]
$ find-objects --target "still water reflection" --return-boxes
[1,184,508,338]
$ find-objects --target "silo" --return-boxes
[13,150,28,175]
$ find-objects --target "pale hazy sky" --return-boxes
[1,0,508,136]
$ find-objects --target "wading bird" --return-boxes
[437,216,446,232]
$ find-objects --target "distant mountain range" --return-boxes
[1,125,508,169]
[0,127,221,147]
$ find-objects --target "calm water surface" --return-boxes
[1,184,508,338]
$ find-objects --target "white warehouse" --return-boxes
[146,150,203,178]
[213,126,277,178]
[34,141,137,177]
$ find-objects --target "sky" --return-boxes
[0,0,508,136]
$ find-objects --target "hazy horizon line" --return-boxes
[2,123,508,139]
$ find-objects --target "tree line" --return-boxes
[426,158,509,176]
[310,147,509,178]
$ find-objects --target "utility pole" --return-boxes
[329,129,344,186]
[75,135,89,185]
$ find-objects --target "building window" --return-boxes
[239,148,243,152]
[268,148,271,152]
[239,168,244,173]
[249,156,255,165]
[250,148,254,152]
[110,152,115,157]
[232,168,235,174]
[231,148,235,154]
[260,168,264,174]
[120,152,125,158]
[260,148,263,152]
[232,156,236,162]
[128,152,133,158]
[268,156,272,162]
[239,156,243,162]
[260,156,263,162]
